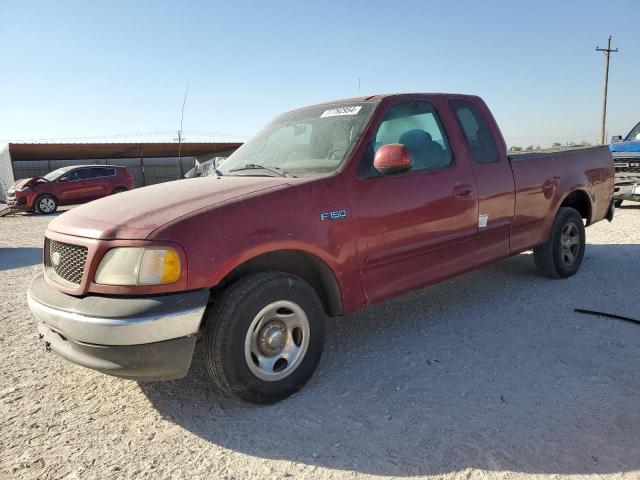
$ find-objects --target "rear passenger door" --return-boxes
[449,98,516,266]
[91,167,116,198]
[82,167,114,200]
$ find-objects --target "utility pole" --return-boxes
[596,36,618,145]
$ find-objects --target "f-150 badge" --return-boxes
[320,210,347,221]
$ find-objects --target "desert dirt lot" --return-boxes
[1,205,639,480]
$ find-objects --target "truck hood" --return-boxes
[47,176,293,240]
[609,141,640,153]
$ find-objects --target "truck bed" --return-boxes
[508,146,614,252]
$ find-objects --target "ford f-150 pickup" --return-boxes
[28,93,615,404]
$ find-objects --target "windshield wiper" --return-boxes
[228,163,291,177]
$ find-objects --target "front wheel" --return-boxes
[203,272,325,404]
[35,194,58,214]
[533,207,585,278]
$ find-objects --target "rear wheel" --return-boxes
[111,187,127,195]
[35,194,58,214]
[533,207,585,278]
[204,272,325,404]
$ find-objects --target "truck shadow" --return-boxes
[0,247,43,270]
[140,243,640,477]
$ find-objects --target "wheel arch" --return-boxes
[558,188,592,225]
[215,249,344,317]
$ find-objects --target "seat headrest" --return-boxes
[399,129,433,147]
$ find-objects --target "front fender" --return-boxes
[150,174,366,313]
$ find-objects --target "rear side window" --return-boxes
[85,167,115,178]
[76,168,94,180]
[450,100,499,164]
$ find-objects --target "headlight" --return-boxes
[95,247,181,286]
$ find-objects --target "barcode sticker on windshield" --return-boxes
[320,106,362,118]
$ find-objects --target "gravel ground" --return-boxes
[1,205,639,480]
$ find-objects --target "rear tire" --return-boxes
[35,194,58,214]
[533,207,585,278]
[111,187,127,195]
[203,272,325,404]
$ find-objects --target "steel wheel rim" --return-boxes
[40,198,55,213]
[560,222,580,265]
[244,300,310,382]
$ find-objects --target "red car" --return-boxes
[28,94,615,404]
[6,165,134,214]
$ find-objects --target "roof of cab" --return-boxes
[301,93,481,110]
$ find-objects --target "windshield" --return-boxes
[625,122,640,142]
[43,167,73,181]
[219,102,376,177]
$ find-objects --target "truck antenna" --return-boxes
[177,81,190,161]
[596,36,618,145]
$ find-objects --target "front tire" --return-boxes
[533,207,585,278]
[35,194,58,214]
[204,272,325,404]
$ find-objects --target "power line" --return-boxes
[182,129,249,139]
[1,130,176,143]
[596,35,618,145]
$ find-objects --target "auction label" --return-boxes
[321,106,362,118]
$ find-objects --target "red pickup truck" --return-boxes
[28,94,615,404]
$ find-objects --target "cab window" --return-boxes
[358,101,452,178]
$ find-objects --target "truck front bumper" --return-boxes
[28,273,209,381]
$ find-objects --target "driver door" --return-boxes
[346,99,478,303]
[57,168,92,203]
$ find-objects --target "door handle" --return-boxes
[454,184,473,198]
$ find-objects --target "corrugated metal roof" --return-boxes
[8,142,242,161]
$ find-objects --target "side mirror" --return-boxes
[373,144,413,175]
[611,135,623,143]
[57,177,67,182]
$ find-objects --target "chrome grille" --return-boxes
[46,239,88,284]
[614,159,640,174]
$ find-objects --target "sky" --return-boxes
[0,0,638,148]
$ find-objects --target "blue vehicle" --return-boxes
[610,121,640,206]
